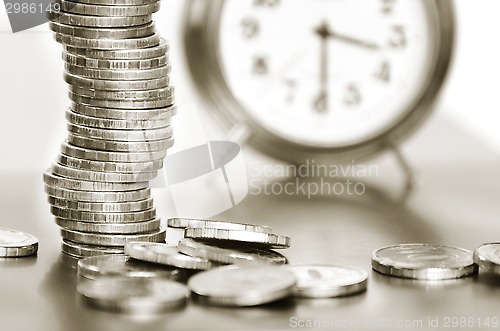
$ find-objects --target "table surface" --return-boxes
[1,116,500,331]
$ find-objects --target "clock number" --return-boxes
[380,0,396,14]
[252,56,269,75]
[254,0,280,7]
[241,18,259,39]
[388,25,407,48]
[344,84,361,107]
[375,61,391,82]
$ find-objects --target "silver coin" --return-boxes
[51,206,156,223]
[474,243,500,275]
[61,227,166,246]
[61,141,167,162]
[62,239,124,258]
[48,196,154,212]
[49,11,151,28]
[69,0,157,5]
[65,38,168,60]
[125,242,213,270]
[63,52,168,70]
[52,163,157,182]
[71,102,176,120]
[67,123,173,142]
[50,21,156,39]
[45,185,150,203]
[184,228,291,249]
[57,154,163,173]
[77,277,188,314]
[69,86,173,102]
[65,64,170,81]
[188,266,296,307]
[0,228,38,257]
[55,33,160,50]
[167,218,272,233]
[77,254,182,280]
[65,73,170,92]
[56,218,161,234]
[284,265,368,298]
[372,244,478,280]
[178,238,288,266]
[44,170,149,192]
[69,92,174,110]
[66,109,172,130]
[68,133,174,153]
[58,0,160,17]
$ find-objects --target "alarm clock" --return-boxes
[183,0,454,164]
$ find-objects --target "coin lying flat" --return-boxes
[178,238,287,266]
[168,218,272,233]
[0,228,39,257]
[69,0,158,5]
[71,102,176,120]
[474,243,500,275]
[68,134,174,153]
[56,217,161,234]
[67,123,173,142]
[45,185,151,203]
[58,0,161,17]
[125,242,213,270]
[372,244,478,280]
[58,154,163,173]
[51,21,156,39]
[185,228,291,249]
[65,73,170,92]
[69,93,174,110]
[51,206,156,223]
[65,38,168,60]
[55,33,160,50]
[63,52,168,70]
[284,265,367,298]
[68,86,174,102]
[52,163,157,182]
[65,64,170,81]
[44,170,149,192]
[61,228,166,246]
[77,277,188,314]
[77,254,182,280]
[48,196,154,212]
[49,11,152,28]
[62,239,124,258]
[188,266,296,307]
[61,141,167,162]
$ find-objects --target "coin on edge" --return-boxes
[77,277,188,314]
[188,265,296,307]
[372,243,478,280]
[0,228,38,257]
[125,242,213,270]
[284,265,368,298]
[474,243,500,275]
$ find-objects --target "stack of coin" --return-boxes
[44,0,173,258]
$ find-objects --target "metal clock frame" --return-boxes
[183,0,455,165]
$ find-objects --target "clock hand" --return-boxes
[329,30,380,50]
[313,21,332,113]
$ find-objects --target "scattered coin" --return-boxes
[0,228,39,257]
[372,244,478,280]
[125,242,214,270]
[77,254,183,280]
[77,277,189,314]
[178,238,287,266]
[185,228,291,249]
[474,243,500,275]
[284,265,367,298]
[188,266,297,307]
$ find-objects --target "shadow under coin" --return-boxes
[0,254,38,268]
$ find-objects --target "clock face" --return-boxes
[216,0,440,148]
